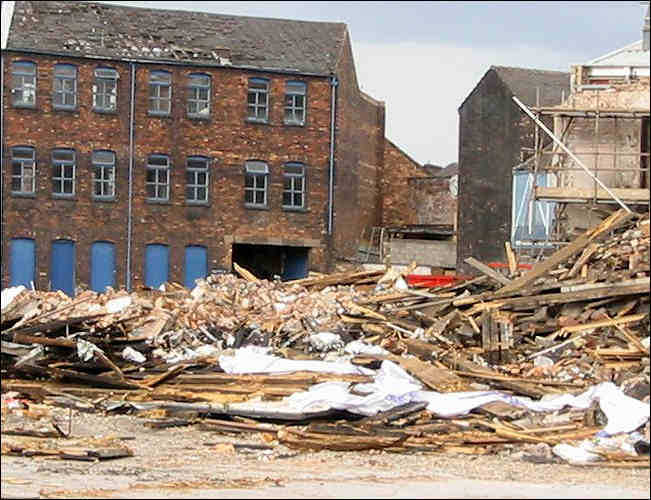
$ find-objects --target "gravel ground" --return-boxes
[1,408,650,498]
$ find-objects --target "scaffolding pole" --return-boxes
[512,96,632,214]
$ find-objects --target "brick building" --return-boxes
[1,1,386,294]
[457,66,569,273]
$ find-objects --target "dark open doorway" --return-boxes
[232,244,309,281]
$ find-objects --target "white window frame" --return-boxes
[52,149,76,197]
[187,73,211,118]
[93,67,118,112]
[146,154,170,201]
[284,81,306,125]
[186,156,209,204]
[149,71,172,115]
[247,78,269,122]
[11,61,37,108]
[53,64,77,110]
[244,161,269,208]
[282,162,306,210]
[92,150,116,200]
[511,170,555,248]
[11,146,36,195]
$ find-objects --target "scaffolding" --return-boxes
[514,89,650,251]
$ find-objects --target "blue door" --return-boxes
[282,248,309,281]
[51,239,76,296]
[10,238,36,288]
[184,245,207,288]
[91,241,116,293]
[145,244,169,289]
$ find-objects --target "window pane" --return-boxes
[95,68,117,79]
[64,165,74,178]
[255,191,264,204]
[282,192,291,206]
[197,172,207,184]
[245,175,254,188]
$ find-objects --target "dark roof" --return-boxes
[6,1,348,74]
[492,66,570,107]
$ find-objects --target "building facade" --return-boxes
[456,66,569,272]
[1,1,386,293]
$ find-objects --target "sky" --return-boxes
[1,1,647,166]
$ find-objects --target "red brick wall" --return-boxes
[407,177,457,226]
[1,52,340,289]
[332,31,386,260]
[382,139,426,226]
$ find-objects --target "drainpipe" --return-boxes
[327,75,338,236]
[126,62,135,290]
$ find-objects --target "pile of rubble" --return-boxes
[1,208,649,467]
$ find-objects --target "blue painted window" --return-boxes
[247,78,269,122]
[149,70,171,115]
[284,81,306,125]
[145,244,169,289]
[53,64,77,110]
[10,238,36,288]
[11,146,36,195]
[512,171,554,247]
[91,241,116,293]
[50,239,76,296]
[184,245,207,288]
[11,61,37,108]
[187,73,211,118]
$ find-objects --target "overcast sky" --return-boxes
[1,1,647,165]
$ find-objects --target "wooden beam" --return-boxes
[536,186,650,203]
[464,257,512,286]
[495,209,634,296]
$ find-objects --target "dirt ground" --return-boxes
[1,409,650,499]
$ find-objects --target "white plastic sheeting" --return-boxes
[218,345,374,376]
[1,285,25,312]
[219,348,650,437]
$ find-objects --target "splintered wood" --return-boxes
[1,209,649,461]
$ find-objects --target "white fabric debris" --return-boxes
[344,340,389,356]
[218,345,373,376]
[552,443,602,465]
[309,332,344,352]
[106,296,132,314]
[1,286,26,312]
[76,339,102,362]
[121,346,146,364]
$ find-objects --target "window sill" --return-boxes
[185,201,210,207]
[282,206,308,213]
[52,106,78,113]
[12,103,37,110]
[51,194,76,200]
[93,108,118,115]
[10,192,36,198]
[145,199,171,205]
[246,118,269,125]
[283,121,305,127]
[92,197,117,203]
[148,111,172,118]
[244,204,269,211]
[187,114,211,121]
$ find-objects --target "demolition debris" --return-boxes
[1,209,649,467]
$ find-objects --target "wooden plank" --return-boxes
[536,186,650,202]
[233,262,258,282]
[464,257,512,286]
[496,209,634,296]
[504,242,517,276]
[474,281,649,312]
